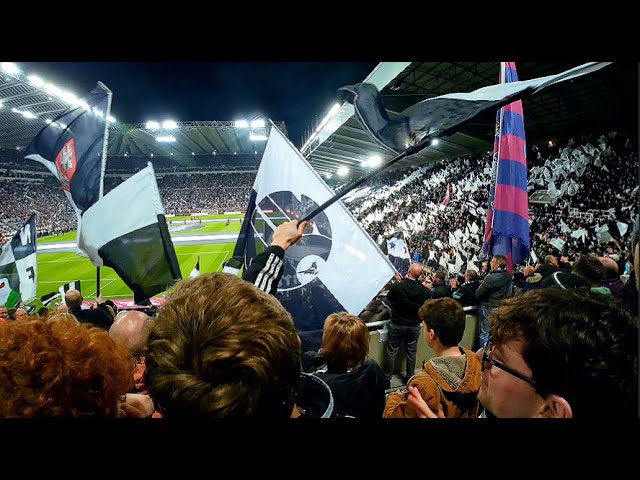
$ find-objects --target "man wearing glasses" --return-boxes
[407,288,638,418]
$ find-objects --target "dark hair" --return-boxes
[572,256,605,286]
[493,255,507,269]
[419,298,465,347]
[489,289,638,418]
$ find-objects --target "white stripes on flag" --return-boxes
[254,253,283,293]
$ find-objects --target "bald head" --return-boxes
[598,256,619,277]
[65,289,83,309]
[407,263,424,280]
[109,310,151,355]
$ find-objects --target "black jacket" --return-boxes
[69,304,114,330]
[242,245,285,295]
[431,284,453,299]
[387,278,431,327]
[302,352,386,418]
[475,269,513,307]
[453,281,480,306]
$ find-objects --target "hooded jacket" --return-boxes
[384,347,482,418]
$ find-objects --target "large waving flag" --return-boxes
[25,82,112,254]
[233,123,395,338]
[78,163,182,303]
[0,215,37,308]
[340,63,610,155]
[483,62,529,271]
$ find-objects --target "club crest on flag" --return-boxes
[54,139,78,191]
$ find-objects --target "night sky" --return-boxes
[20,62,379,147]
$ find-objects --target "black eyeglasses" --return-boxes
[482,339,536,387]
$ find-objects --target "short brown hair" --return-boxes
[0,319,132,417]
[321,312,369,371]
[144,273,300,418]
[419,298,465,347]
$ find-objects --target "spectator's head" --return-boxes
[65,290,83,309]
[464,270,478,283]
[419,297,465,348]
[144,273,300,418]
[109,310,152,356]
[545,255,558,267]
[598,256,619,279]
[0,306,8,323]
[37,307,50,320]
[433,272,446,285]
[491,255,507,271]
[572,256,605,287]
[0,319,133,417]
[407,263,423,280]
[14,308,28,321]
[320,312,368,371]
[480,289,638,418]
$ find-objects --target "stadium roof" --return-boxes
[303,62,637,178]
[0,62,286,159]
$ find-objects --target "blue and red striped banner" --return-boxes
[483,62,530,271]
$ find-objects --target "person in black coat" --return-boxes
[475,255,513,348]
[429,271,453,299]
[452,269,481,306]
[66,290,114,330]
[303,313,386,418]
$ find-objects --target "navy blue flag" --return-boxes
[340,63,610,155]
[25,82,112,215]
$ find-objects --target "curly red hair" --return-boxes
[0,319,134,417]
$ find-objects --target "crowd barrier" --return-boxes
[366,306,480,376]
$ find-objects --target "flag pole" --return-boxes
[96,267,101,298]
[299,135,434,224]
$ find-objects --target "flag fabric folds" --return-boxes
[25,82,112,256]
[233,123,395,335]
[381,231,411,276]
[78,163,182,303]
[340,62,610,155]
[483,62,530,269]
[0,215,37,308]
[189,256,201,278]
[25,82,112,215]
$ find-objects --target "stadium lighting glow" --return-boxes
[107,115,116,123]
[21,111,37,119]
[59,123,67,129]
[192,152,195,156]
[11,108,18,113]
[146,121,160,129]
[548,140,554,147]
[234,120,249,128]
[27,75,44,87]
[254,151,257,154]
[233,152,237,155]
[156,135,176,143]
[250,119,265,128]
[431,138,439,146]
[249,133,268,141]
[325,173,333,179]
[162,120,178,129]
[367,155,382,167]
[45,119,52,124]
[44,83,63,97]
[124,153,128,157]
[15,146,20,150]
[0,62,20,75]
[150,153,154,157]
[60,91,78,105]
[170,152,174,156]
[213,151,217,155]
[337,166,349,177]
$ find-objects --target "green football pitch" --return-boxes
[36,213,246,303]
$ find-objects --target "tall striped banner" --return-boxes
[482,62,530,272]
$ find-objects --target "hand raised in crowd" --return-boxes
[395,272,403,282]
[96,293,105,305]
[270,220,309,251]
[406,385,445,418]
